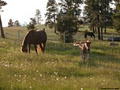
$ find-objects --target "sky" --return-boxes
[0,0,115,27]
[1,0,48,27]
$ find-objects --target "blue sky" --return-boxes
[1,0,48,27]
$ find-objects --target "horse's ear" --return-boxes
[86,39,91,43]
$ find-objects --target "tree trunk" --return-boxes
[0,15,5,38]
[54,25,56,33]
[97,15,101,40]
[104,24,107,34]
[93,25,97,33]
[101,27,103,40]
[54,13,56,33]
[98,27,101,40]
[95,26,97,33]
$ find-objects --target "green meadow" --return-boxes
[0,25,120,90]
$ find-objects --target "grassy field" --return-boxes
[0,25,120,90]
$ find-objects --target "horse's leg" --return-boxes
[39,44,44,53]
[91,33,95,39]
[81,54,85,64]
[43,42,46,52]
[83,54,85,64]
[81,51,85,63]
[90,35,92,39]
[84,34,87,39]
[87,53,90,60]
[93,34,95,39]
[28,44,31,53]
[34,44,38,54]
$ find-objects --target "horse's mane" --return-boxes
[22,31,31,47]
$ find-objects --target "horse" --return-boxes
[73,40,91,63]
[21,29,47,54]
[84,31,95,39]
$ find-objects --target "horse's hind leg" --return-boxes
[43,42,46,52]
[84,34,87,39]
[92,34,95,39]
[94,35,95,39]
[28,44,31,53]
[34,44,38,54]
[81,53,85,64]
[81,55,85,64]
[39,44,44,53]
[87,53,89,60]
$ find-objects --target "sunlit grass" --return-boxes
[0,26,120,89]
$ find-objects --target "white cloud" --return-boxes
[1,0,48,27]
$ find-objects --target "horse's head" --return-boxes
[85,40,91,52]
[21,45,28,53]
[73,42,80,46]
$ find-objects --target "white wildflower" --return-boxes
[54,72,58,75]
[33,78,36,80]
[81,88,83,90]
[40,74,42,77]
[56,78,59,80]
[90,78,92,80]
[30,86,32,89]
[64,76,67,79]
[36,70,39,72]
[19,75,21,77]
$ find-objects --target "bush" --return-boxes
[27,23,35,30]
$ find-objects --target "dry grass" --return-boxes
[0,26,120,90]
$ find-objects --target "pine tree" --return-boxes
[14,20,20,26]
[30,18,37,25]
[45,0,58,33]
[113,0,120,32]
[84,0,113,40]
[35,9,42,25]
[56,0,82,42]
[8,19,14,27]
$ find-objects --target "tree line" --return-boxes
[8,9,42,27]
[0,0,120,42]
[45,0,120,42]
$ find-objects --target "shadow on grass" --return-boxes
[44,67,93,78]
[85,50,120,68]
[45,42,120,68]
[91,50,120,63]
[46,42,80,56]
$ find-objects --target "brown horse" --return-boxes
[73,40,91,63]
[21,29,47,54]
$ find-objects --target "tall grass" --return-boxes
[0,26,120,89]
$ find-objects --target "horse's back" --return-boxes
[25,29,47,44]
[37,30,47,40]
[84,32,95,38]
